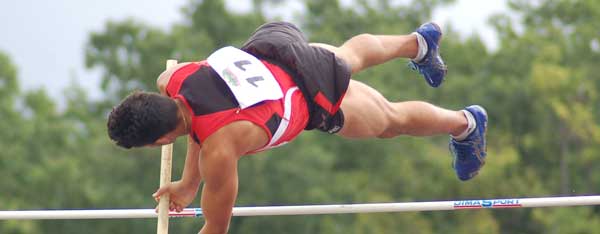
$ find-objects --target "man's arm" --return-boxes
[153,137,203,212]
[198,146,239,234]
[181,137,202,186]
[197,121,268,234]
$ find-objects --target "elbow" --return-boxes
[199,148,239,189]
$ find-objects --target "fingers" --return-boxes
[153,186,169,213]
[151,182,187,214]
[152,189,163,202]
[152,185,171,202]
[155,202,178,214]
[169,202,185,212]
[156,200,184,213]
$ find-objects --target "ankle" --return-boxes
[411,32,428,62]
[451,110,476,140]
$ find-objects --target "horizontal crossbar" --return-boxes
[1,195,599,220]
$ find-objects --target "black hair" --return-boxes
[107,91,178,148]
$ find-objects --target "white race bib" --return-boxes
[207,46,283,109]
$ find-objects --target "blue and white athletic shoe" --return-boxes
[409,22,447,88]
[450,105,488,181]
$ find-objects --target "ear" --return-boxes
[154,135,173,145]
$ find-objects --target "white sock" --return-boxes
[452,110,476,141]
[412,32,428,62]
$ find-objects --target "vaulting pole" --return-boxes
[157,59,178,234]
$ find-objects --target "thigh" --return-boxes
[338,80,391,138]
[310,43,359,74]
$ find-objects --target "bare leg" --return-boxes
[338,80,467,139]
[311,33,467,139]
[311,33,418,74]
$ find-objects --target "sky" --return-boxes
[0,0,508,102]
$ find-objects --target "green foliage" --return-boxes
[2,0,600,233]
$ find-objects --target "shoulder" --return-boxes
[201,121,269,157]
[156,62,195,95]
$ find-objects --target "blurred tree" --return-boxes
[2,0,600,233]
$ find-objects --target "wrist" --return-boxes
[181,177,201,188]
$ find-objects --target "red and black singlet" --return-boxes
[165,60,309,154]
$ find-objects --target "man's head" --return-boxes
[107,91,179,148]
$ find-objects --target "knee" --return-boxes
[376,103,410,138]
[341,34,383,71]
[350,34,386,54]
[350,33,379,45]
[348,33,383,55]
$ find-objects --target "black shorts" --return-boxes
[241,22,351,134]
